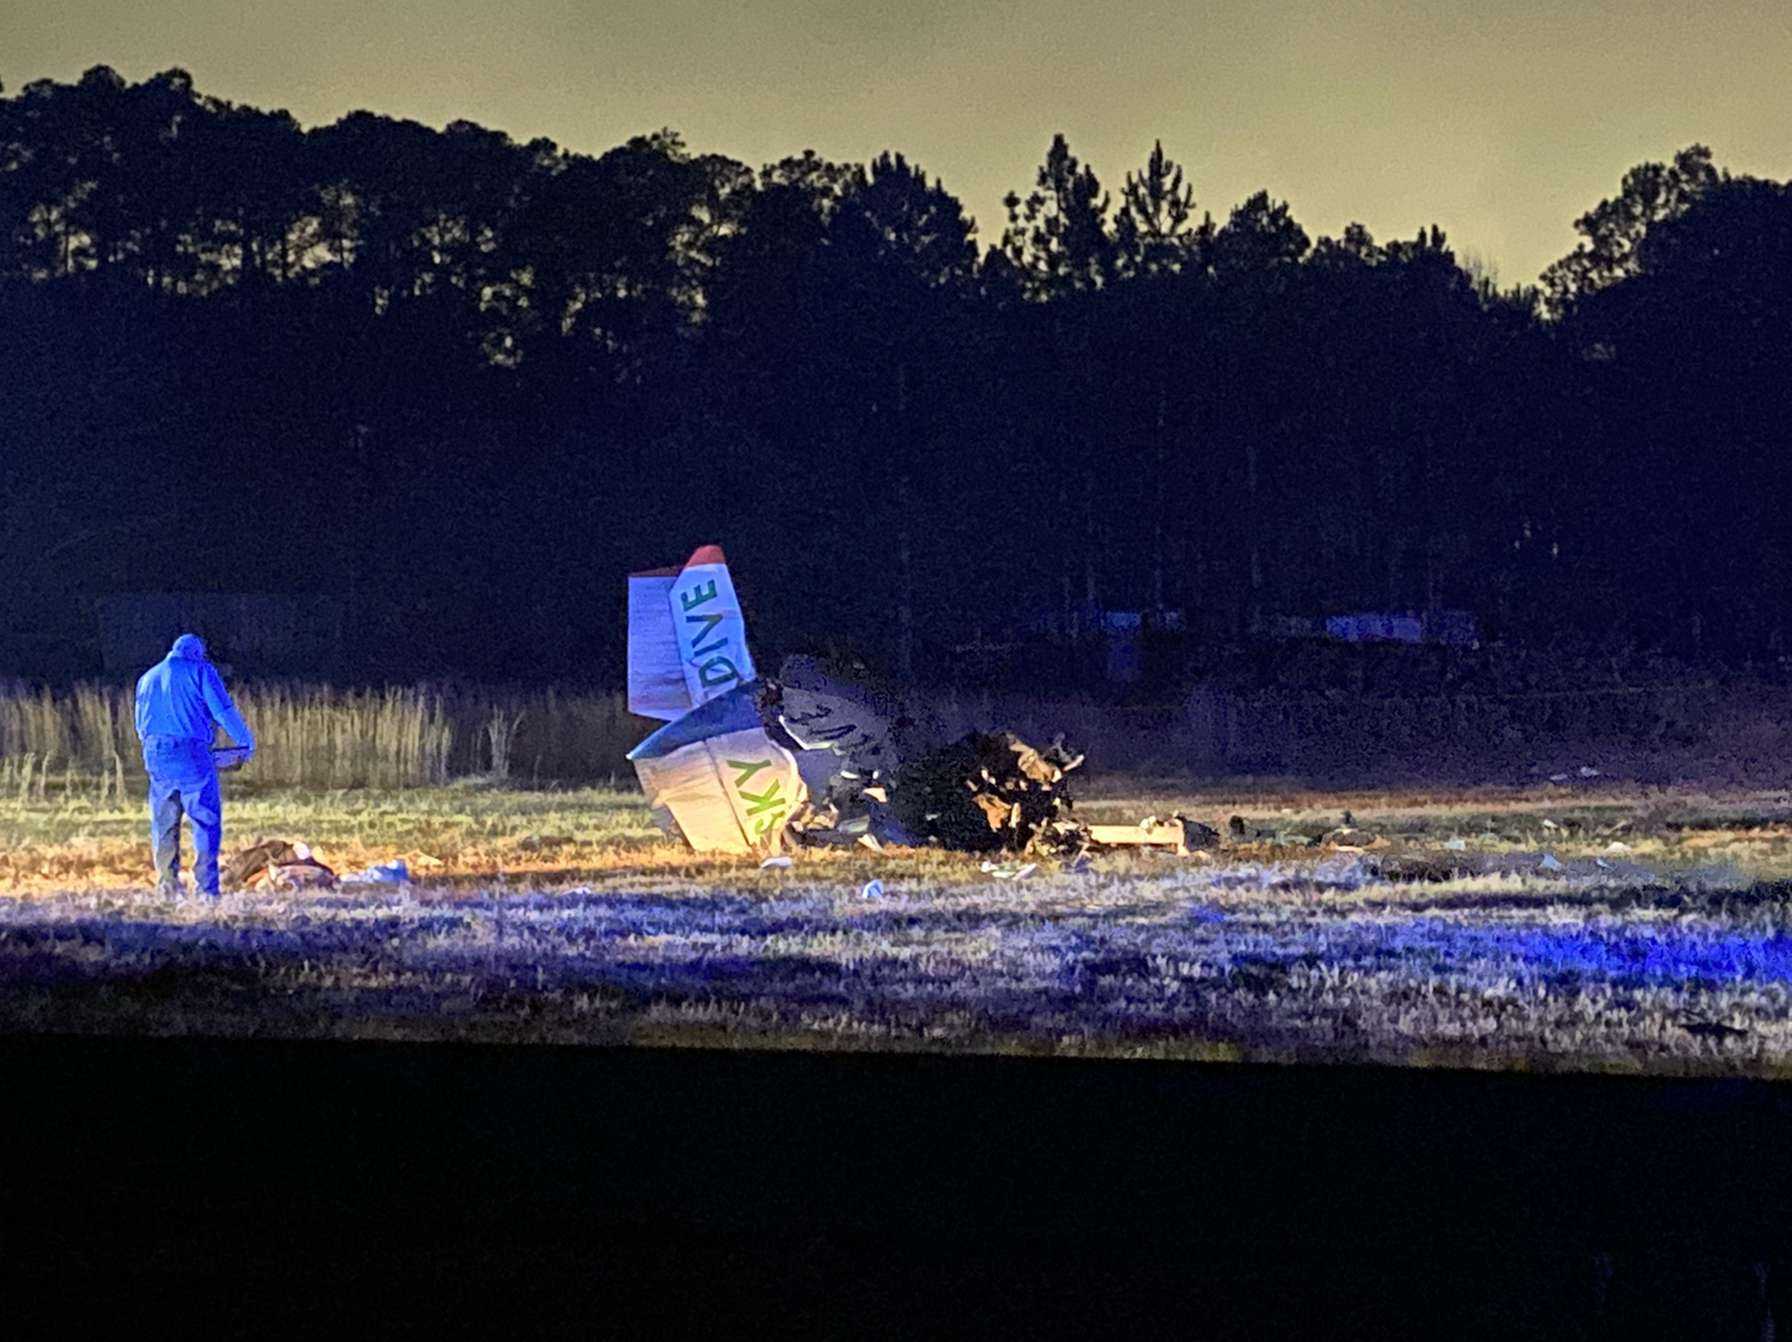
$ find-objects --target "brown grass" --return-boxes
[0,681,642,789]
[5,779,1792,1073]
[6,676,1789,796]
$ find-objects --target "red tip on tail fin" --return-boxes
[632,544,727,578]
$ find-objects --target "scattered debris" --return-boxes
[229,838,348,890]
[1312,812,1383,851]
[980,861,1038,880]
[1085,815,1214,856]
[766,653,918,781]
[1371,854,1474,883]
[257,843,337,891]
[624,545,1227,863]
[1678,1016,1749,1039]
[226,838,300,888]
[1546,766,1603,784]
[625,545,1665,878]
[1181,819,1223,849]
[340,859,410,886]
[1227,815,1275,842]
[887,731,1083,855]
[861,879,884,900]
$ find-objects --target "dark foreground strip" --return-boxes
[3,1035,1790,1335]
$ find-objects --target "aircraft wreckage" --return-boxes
[625,544,1211,858]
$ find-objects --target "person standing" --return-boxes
[133,634,255,899]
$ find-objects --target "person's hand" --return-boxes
[212,744,254,772]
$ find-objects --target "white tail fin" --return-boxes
[628,544,757,720]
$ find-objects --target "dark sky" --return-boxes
[7,0,1790,285]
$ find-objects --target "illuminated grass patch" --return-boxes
[4,782,1792,1071]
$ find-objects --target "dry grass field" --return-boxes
[5,773,1792,1074]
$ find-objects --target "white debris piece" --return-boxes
[340,858,410,886]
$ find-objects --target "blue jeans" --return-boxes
[143,738,222,897]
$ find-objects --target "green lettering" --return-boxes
[738,782,784,816]
[726,758,770,786]
[679,579,719,611]
[685,610,726,649]
[699,656,742,687]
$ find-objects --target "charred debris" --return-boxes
[758,655,1213,860]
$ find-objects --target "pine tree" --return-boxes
[998,134,1113,300]
[1113,139,1209,280]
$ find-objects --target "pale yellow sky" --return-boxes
[5,0,1789,285]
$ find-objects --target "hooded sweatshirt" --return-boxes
[134,634,255,749]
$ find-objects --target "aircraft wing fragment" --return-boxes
[628,683,803,854]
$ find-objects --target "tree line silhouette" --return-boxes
[2,66,1787,686]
